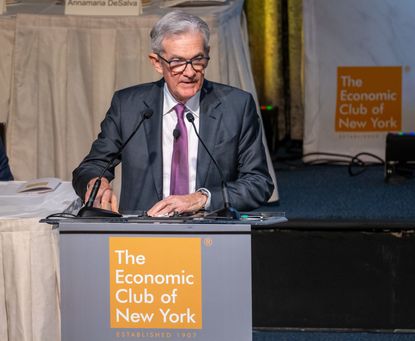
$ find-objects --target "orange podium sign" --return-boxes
[109,237,202,329]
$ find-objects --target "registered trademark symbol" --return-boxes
[203,238,213,247]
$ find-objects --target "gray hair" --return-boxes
[150,11,210,54]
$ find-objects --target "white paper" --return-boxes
[17,177,61,193]
[0,181,79,218]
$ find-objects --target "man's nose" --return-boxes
[182,62,196,76]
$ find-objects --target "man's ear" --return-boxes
[149,53,163,75]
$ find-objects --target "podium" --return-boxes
[58,218,262,341]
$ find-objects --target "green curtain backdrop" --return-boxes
[245,0,303,145]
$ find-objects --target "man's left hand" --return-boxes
[147,192,207,217]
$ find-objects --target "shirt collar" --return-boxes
[163,83,200,118]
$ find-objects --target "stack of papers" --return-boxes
[0,180,79,218]
[17,177,61,194]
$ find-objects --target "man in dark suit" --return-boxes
[72,11,273,216]
[0,137,13,181]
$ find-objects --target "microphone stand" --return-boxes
[186,112,240,220]
[77,109,153,218]
[207,182,240,219]
[77,177,122,218]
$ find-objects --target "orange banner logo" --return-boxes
[335,66,402,132]
[109,237,202,329]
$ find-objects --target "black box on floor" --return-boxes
[385,132,415,181]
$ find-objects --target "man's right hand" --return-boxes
[85,177,119,212]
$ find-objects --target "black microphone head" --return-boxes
[173,128,181,139]
[186,112,195,123]
[142,109,154,119]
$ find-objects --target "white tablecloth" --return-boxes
[0,182,78,341]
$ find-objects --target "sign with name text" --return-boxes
[109,237,202,330]
[65,0,141,16]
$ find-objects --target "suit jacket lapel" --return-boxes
[143,79,164,200]
[196,80,222,188]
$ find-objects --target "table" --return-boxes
[0,1,278,203]
[0,181,78,341]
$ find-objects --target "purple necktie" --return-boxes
[170,103,189,195]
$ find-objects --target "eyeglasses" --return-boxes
[157,54,210,74]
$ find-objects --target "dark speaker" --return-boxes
[385,132,415,181]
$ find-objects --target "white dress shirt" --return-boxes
[162,84,200,198]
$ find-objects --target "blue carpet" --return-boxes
[253,330,415,340]
[264,165,415,221]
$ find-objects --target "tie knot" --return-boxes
[174,103,186,120]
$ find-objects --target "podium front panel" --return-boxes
[60,222,252,341]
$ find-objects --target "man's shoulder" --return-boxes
[114,80,163,99]
[204,80,253,100]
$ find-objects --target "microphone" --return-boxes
[173,128,181,140]
[186,112,240,220]
[77,108,154,218]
